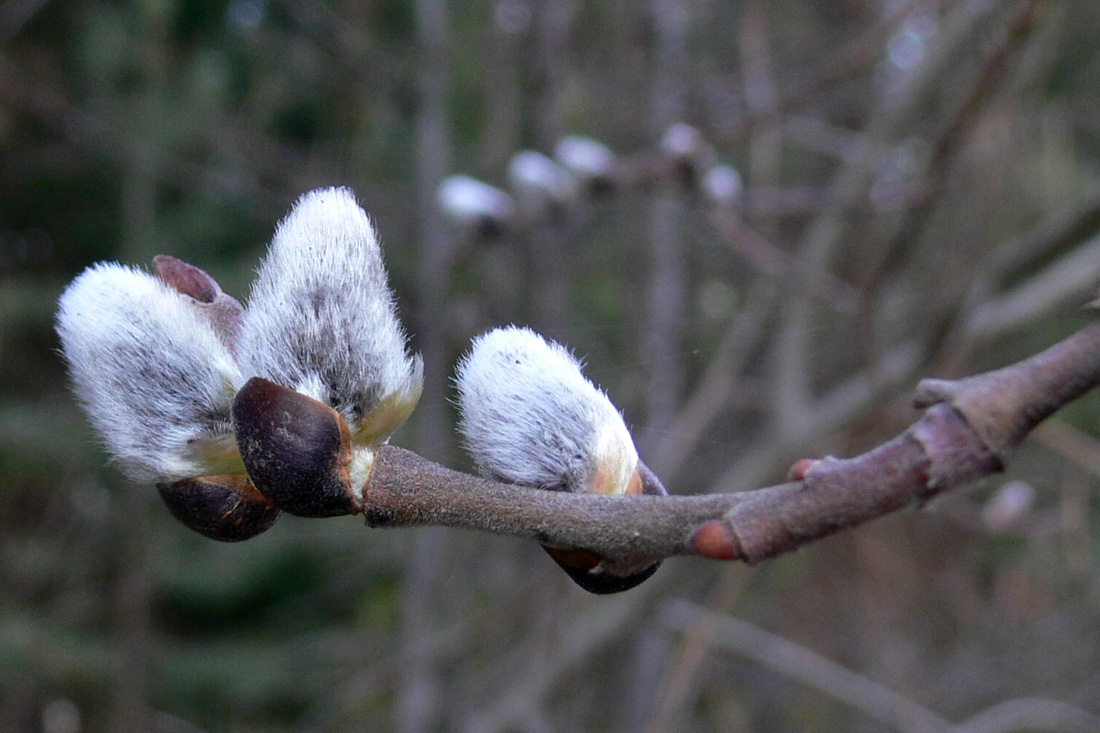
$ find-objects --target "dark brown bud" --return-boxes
[153,254,245,353]
[154,254,221,303]
[232,377,359,517]
[157,474,280,542]
[543,546,661,595]
[543,461,668,594]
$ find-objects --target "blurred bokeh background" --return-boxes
[5,0,1100,730]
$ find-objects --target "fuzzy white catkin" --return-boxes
[239,187,422,429]
[455,326,638,493]
[56,263,244,484]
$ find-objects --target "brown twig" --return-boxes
[713,0,933,141]
[359,317,1100,570]
[708,207,862,313]
[662,601,1100,733]
[661,600,953,732]
[865,0,1052,292]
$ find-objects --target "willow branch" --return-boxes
[662,601,1100,733]
[661,600,952,732]
[360,317,1100,569]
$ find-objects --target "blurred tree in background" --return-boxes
[5,0,1100,730]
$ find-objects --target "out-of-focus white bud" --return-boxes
[554,135,618,192]
[660,123,708,163]
[455,326,638,495]
[702,163,744,208]
[507,150,579,220]
[438,175,517,236]
[239,186,422,448]
[56,263,244,484]
[982,480,1036,531]
[660,123,718,187]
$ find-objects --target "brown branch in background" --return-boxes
[645,568,752,733]
[525,0,575,336]
[783,0,928,105]
[716,0,932,139]
[992,181,1100,281]
[739,185,832,216]
[864,0,1052,292]
[962,236,1100,340]
[781,116,865,163]
[461,583,658,732]
[708,207,861,313]
[956,698,1100,733]
[739,0,782,242]
[935,184,1100,372]
[360,316,1100,569]
[769,0,1001,437]
[643,0,692,436]
[1032,419,1100,479]
[397,0,454,729]
[649,280,777,479]
[662,600,953,732]
[661,601,1100,733]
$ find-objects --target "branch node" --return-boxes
[913,321,1100,463]
[909,404,1003,498]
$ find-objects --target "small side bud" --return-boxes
[158,474,280,541]
[232,377,361,517]
[691,519,740,560]
[153,254,221,302]
[554,136,618,194]
[788,458,818,482]
[56,263,244,484]
[456,326,663,593]
[507,150,579,220]
[153,255,245,355]
[438,175,517,237]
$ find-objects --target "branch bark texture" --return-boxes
[359,318,1100,570]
